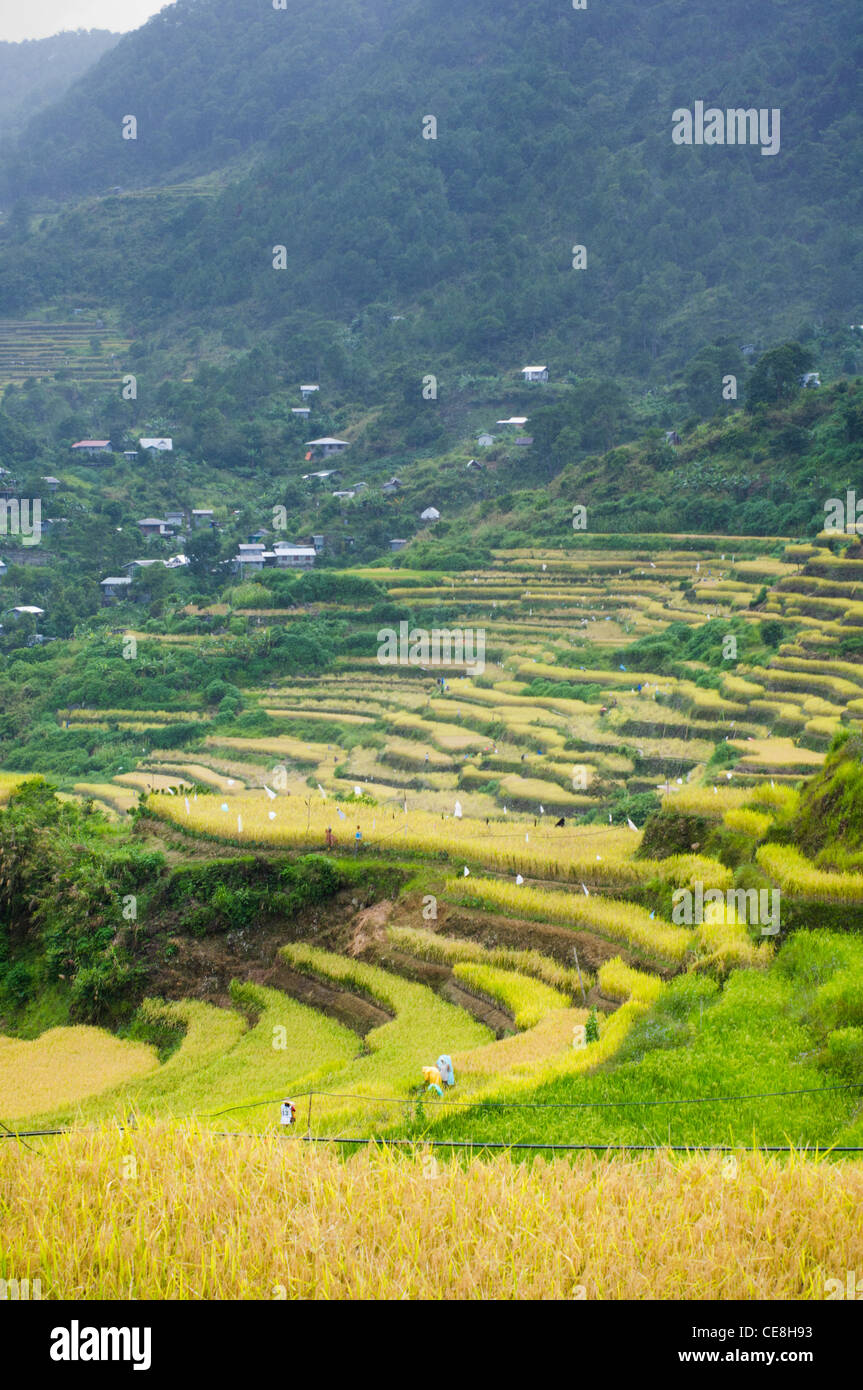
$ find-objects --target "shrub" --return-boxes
[70,956,144,1024]
[810,976,863,1033]
[824,1027,863,1082]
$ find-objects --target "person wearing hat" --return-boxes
[437,1055,455,1087]
[280,1099,296,1127]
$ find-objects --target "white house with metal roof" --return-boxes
[305,437,349,457]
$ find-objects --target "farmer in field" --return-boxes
[437,1055,455,1087]
[422,1065,444,1097]
[325,826,334,849]
[354,825,362,854]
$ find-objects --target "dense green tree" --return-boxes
[746,343,814,410]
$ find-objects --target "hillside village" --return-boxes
[1,347,854,643]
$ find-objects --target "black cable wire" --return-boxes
[199,1080,863,1119]
[0,1114,40,1152]
[3,1126,862,1154]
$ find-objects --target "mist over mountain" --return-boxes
[0,29,121,141]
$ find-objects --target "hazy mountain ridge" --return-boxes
[0,30,120,142]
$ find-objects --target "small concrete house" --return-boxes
[389,539,408,552]
[100,576,133,604]
[123,558,162,576]
[291,407,311,417]
[123,451,139,461]
[466,458,485,471]
[165,509,187,530]
[521,366,548,382]
[191,509,215,529]
[497,417,529,427]
[305,437,349,458]
[41,476,60,492]
[139,438,173,452]
[665,430,681,446]
[420,507,441,522]
[300,385,320,399]
[800,372,821,388]
[233,544,267,575]
[311,534,326,554]
[476,433,495,448]
[272,543,316,569]
[382,476,402,495]
[137,517,168,537]
[71,440,112,457]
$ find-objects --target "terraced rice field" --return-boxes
[64,537,859,839]
[23,536,858,1153]
[0,1027,158,1120]
[0,317,130,389]
[10,932,659,1136]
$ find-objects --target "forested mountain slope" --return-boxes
[0,0,860,383]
